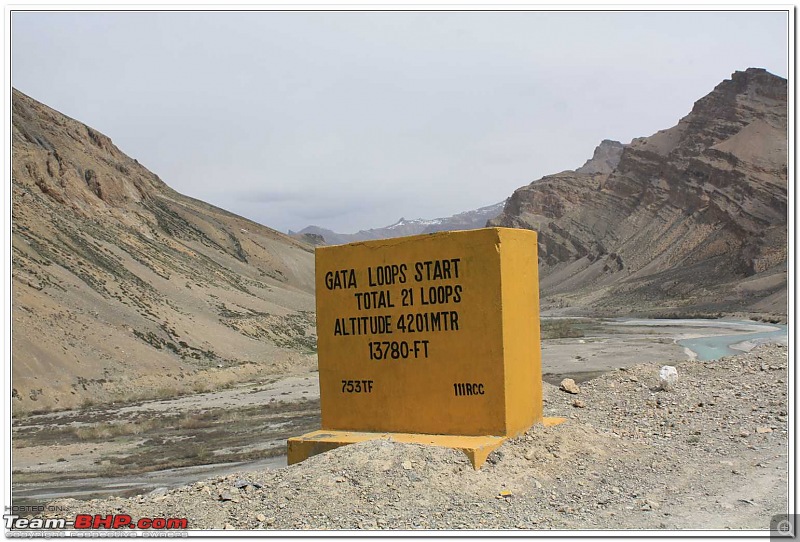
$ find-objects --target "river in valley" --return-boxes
[616,318,788,360]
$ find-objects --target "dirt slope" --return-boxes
[12,89,317,414]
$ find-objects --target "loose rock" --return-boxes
[559,378,580,394]
[659,366,678,391]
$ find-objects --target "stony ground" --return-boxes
[44,344,788,532]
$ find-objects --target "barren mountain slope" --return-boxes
[12,89,316,414]
[490,68,787,317]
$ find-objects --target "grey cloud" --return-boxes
[238,191,309,204]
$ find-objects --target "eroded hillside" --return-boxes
[12,89,317,413]
[490,68,787,318]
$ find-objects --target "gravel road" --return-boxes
[41,343,789,532]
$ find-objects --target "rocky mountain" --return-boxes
[575,139,626,175]
[12,89,317,414]
[292,201,506,245]
[489,68,787,318]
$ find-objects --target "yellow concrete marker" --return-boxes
[289,227,552,469]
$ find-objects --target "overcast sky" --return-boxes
[11,10,789,234]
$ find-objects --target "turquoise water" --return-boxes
[677,324,788,361]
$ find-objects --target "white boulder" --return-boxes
[659,365,678,391]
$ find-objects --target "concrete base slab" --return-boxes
[288,418,568,469]
[542,416,568,427]
[288,430,506,469]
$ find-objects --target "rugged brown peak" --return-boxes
[629,68,787,164]
[488,171,614,267]
[491,69,787,318]
[575,140,626,175]
[493,172,594,222]
[699,68,787,117]
[12,88,170,212]
[687,68,787,130]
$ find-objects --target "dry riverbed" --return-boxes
[12,375,321,504]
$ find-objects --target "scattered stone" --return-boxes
[25,342,788,531]
[524,449,536,461]
[756,427,773,434]
[486,451,503,465]
[559,378,580,394]
[659,366,678,391]
[639,499,660,511]
[573,399,586,408]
